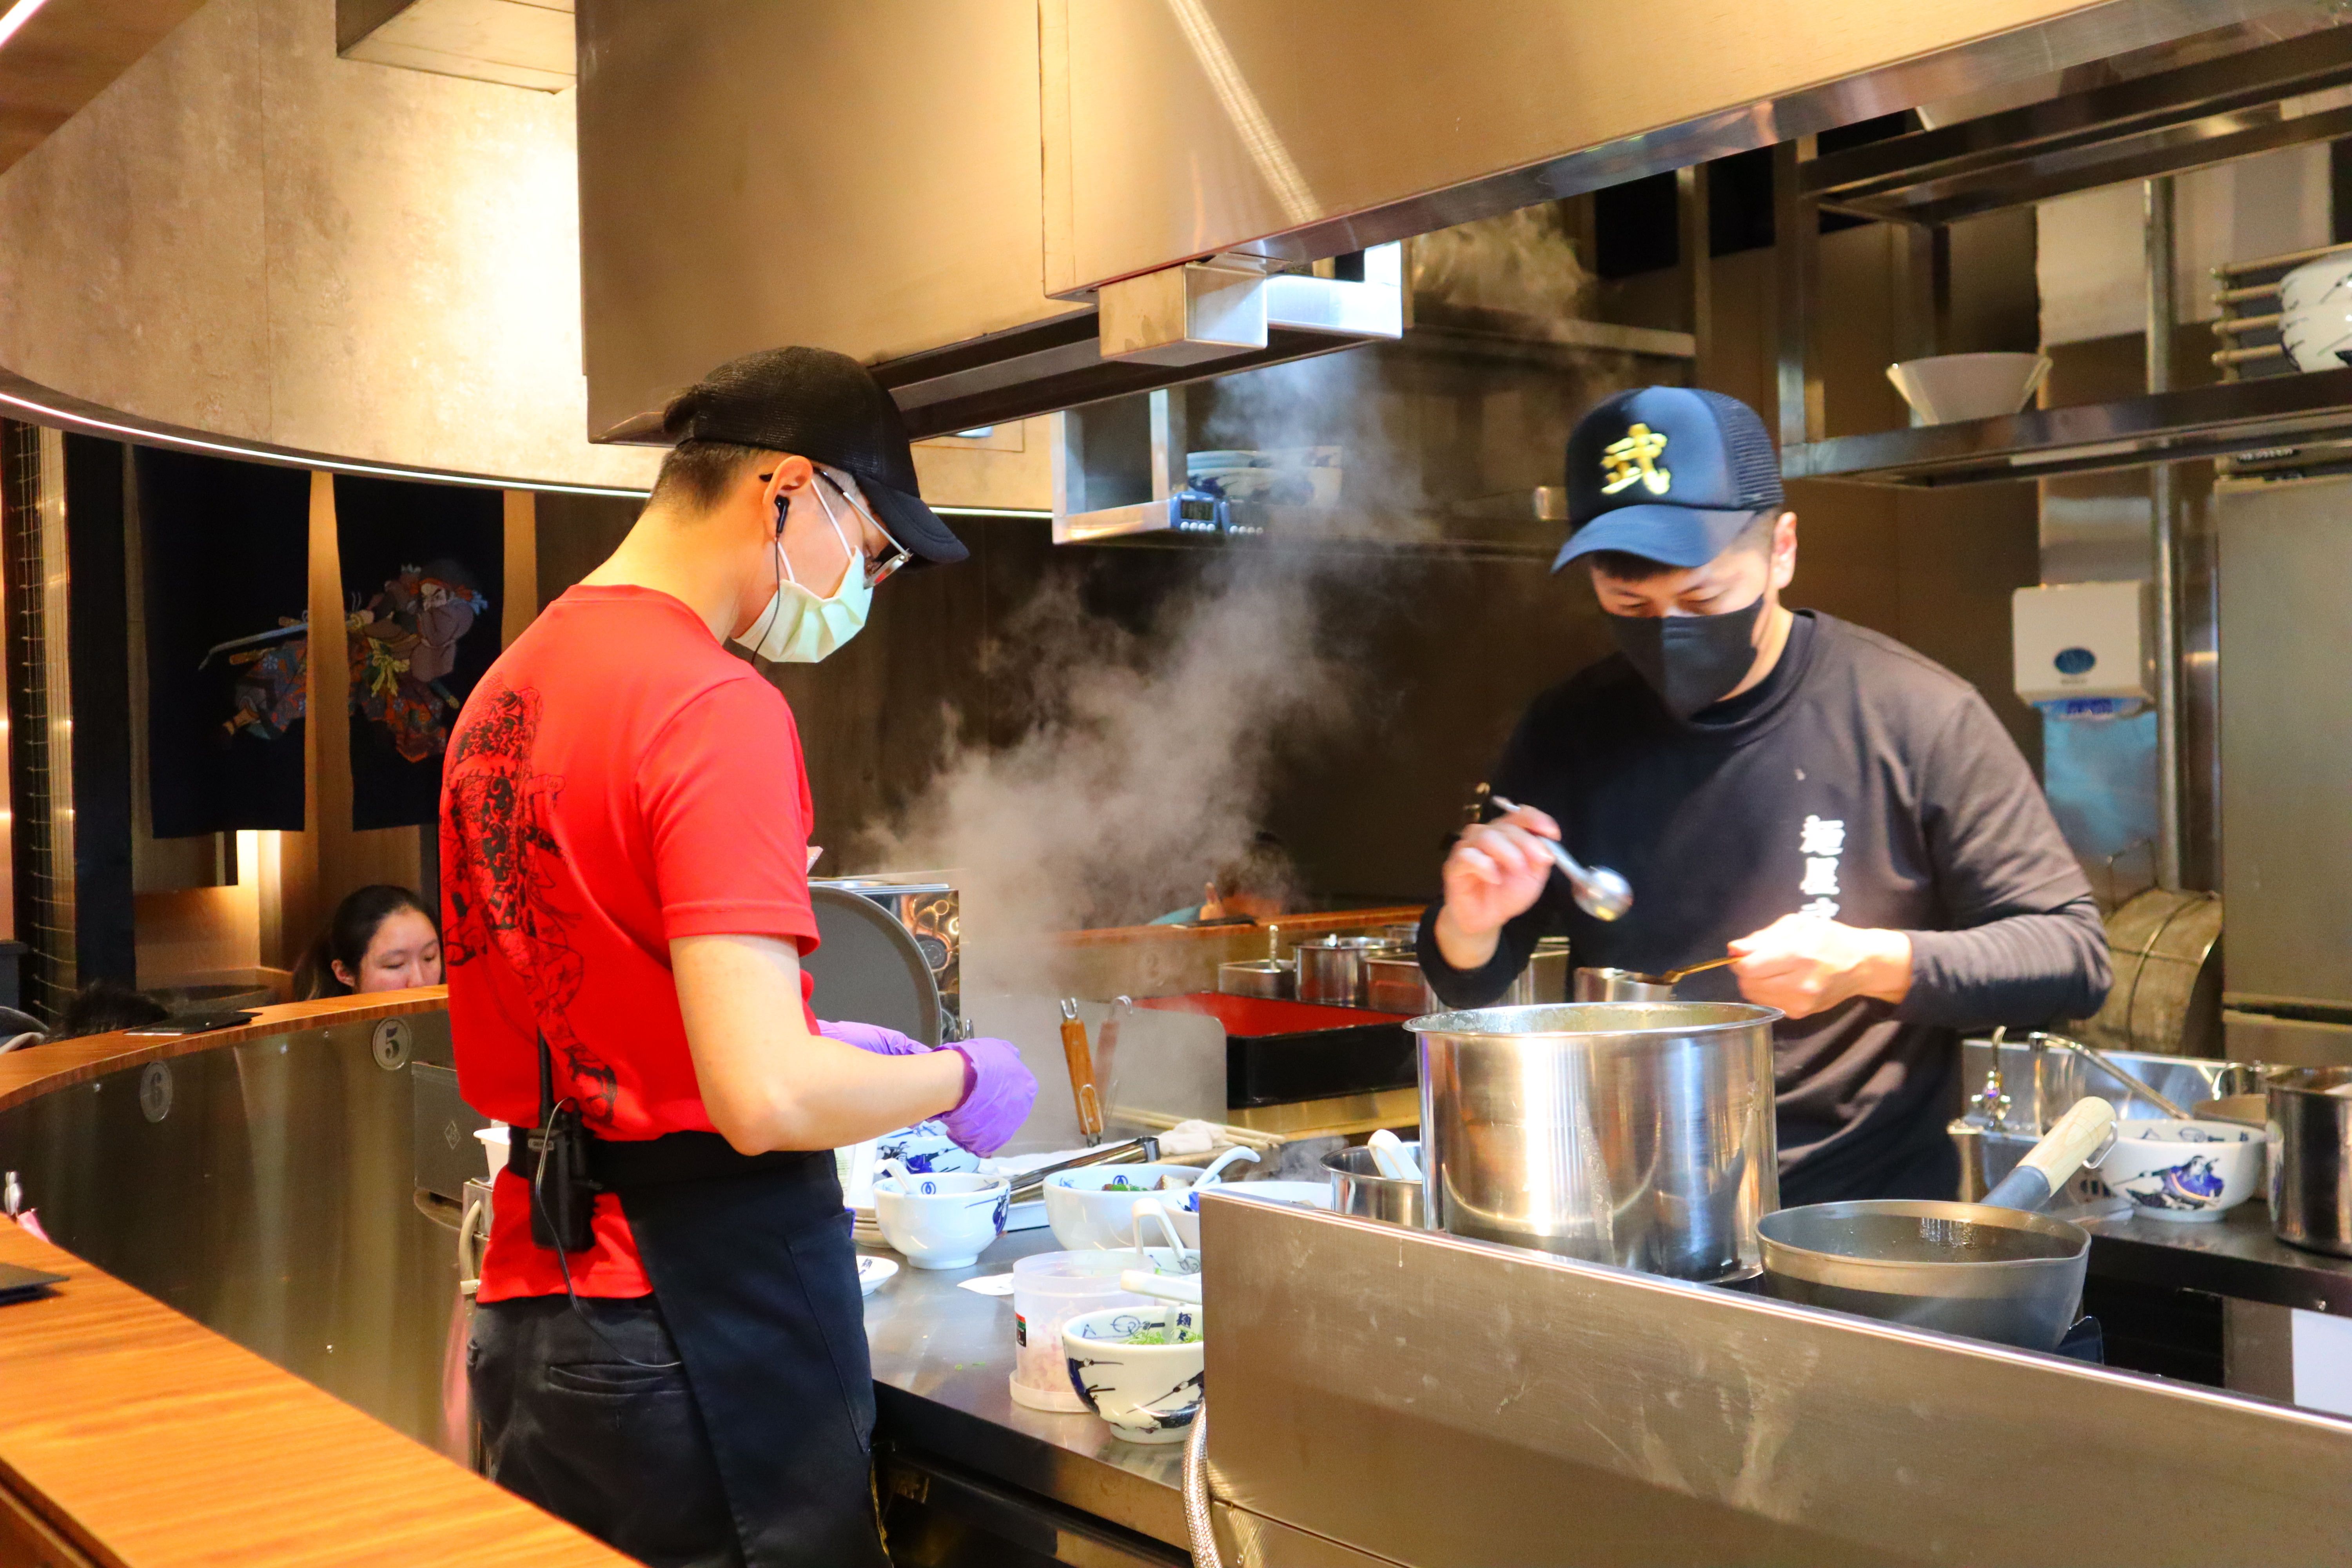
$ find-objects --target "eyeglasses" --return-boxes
[817,471,913,589]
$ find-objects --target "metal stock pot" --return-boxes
[1407,1002,1780,1282]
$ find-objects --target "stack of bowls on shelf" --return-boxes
[2281,254,2352,371]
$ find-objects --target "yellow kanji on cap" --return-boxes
[1600,423,1670,495]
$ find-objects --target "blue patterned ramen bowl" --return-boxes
[2094,1119,2265,1222]
[1061,1302,1206,1445]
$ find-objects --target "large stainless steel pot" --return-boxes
[1407,1002,1780,1281]
[1324,1142,1427,1228]
[2270,1066,2352,1256]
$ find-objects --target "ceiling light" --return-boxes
[0,0,54,53]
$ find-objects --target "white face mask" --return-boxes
[733,481,874,664]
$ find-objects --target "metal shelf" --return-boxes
[1059,492,1568,561]
[1780,367,2352,488]
[1802,23,2352,226]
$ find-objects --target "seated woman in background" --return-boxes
[296,885,445,999]
[1150,833,1295,926]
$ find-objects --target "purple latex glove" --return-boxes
[940,1037,1038,1158]
[817,1018,928,1057]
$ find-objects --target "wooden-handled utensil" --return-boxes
[1982,1095,2118,1211]
[1059,998,1104,1146]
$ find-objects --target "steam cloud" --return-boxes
[864,552,1348,998]
[865,211,1614,996]
[1410,204,1595,321]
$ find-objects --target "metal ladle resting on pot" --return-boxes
[1487,795,1632,922]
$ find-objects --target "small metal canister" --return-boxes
[1325,1142,1427,1228]
[2270,1065,2352,1257]
[1294,935,1393,1007]
[1218,959,1295,1000]
[1361,955,1432,1014]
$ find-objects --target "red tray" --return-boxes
[1134,991,1410,1036]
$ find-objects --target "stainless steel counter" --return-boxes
[860,1228,1187,1553]
[2085,1201,2352,1315]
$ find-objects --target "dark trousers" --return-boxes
[471,1294,742,1568]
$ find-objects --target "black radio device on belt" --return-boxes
[528,1033,599,1253]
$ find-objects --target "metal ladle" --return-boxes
[1487,795,1633,922]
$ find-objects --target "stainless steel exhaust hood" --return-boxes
[577,0,2249,446]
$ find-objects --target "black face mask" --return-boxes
[1606,596,1765,719]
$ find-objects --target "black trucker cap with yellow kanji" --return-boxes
[662,346,968,566]
[1553,386,1786,573]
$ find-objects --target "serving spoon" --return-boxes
[1487,795,1633,922]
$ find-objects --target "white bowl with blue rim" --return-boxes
[1061,1301,1206,1444]
[1043,1165,1203,1250]
[2093,1119,2265,1221]
[874,1120,980,1178]
[2280,255,2352,372]
[874,1171,1010,1268]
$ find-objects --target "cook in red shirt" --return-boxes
[443,348,1037,1568]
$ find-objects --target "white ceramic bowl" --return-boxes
[1043,1165,1201,1250]
[874,1172,1009,1268]
[1885,352,2052,424]
[875,1120,980,1178]
[2093,1119,2265,1221]
[1062,1301,1207,1445]
[2280,256,2352,372]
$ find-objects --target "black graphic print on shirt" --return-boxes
[442,679,618,1122]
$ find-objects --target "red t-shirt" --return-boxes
[441,585,822,1301]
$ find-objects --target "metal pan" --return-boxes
[1758,1097,2115,1351]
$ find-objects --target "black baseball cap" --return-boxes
[662,347,968,566]
[1552,387,1786,573]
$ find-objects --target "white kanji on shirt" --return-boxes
[1798,897,1842,919]
[1800,815,1846,858]
[1800,857,1842,897]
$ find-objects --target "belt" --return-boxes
[508,1125,834,1199]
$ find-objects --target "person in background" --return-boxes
[295,885,445,999]
[1151,833,1294,926]
[444,347,1038,1568]
[1421,387,2109,1207]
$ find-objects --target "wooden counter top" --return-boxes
[0,988,450,1114]
[0,1199,626,1568]
[0,987,632,1566]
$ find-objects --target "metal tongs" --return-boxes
[1488,795,1632,921]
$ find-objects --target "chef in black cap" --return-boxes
[1418,386,2110,1205]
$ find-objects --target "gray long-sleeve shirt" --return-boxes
[1419,612,2111,1205]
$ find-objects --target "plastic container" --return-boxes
[476,1124,509,1184]
[1009,1250,1149,1412]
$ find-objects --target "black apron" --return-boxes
[514,1131,889,1568]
